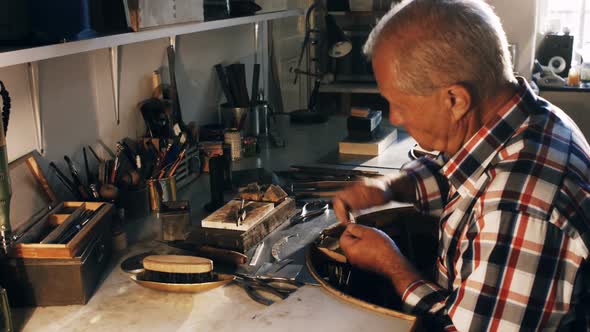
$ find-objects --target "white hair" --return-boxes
[364,0,516,102]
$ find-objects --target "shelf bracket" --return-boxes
[109,46,120,125]
[27,62,44,155]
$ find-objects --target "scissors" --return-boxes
[234,273,302,306]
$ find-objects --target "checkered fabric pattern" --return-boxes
[379,78,590,331]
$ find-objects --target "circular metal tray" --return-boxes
[305,207,437,321]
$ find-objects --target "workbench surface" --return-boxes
[12,116,418,332]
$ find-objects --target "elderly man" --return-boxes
[333,0,590,331]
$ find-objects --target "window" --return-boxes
[538,0,590,60]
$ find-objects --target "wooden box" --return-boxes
[198,198,296,253]
[0,152,114,306]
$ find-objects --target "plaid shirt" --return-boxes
[382,79,590,331]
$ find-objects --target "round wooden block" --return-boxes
[143,255,213,274]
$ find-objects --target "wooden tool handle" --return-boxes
[143,255,213,274]
[25,156,57,203]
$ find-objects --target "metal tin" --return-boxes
[147,176,177,211]
[220,103,249,131]
[159,201,190,242]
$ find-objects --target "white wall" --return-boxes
[0,24,257,166]
[487,0,537,79]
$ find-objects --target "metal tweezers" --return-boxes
[236,199,247,226]
[234,273,302,306]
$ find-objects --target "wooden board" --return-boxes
[198,198,297,253]
[202,200,275,232]
[339,125,397,156]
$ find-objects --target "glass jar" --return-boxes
[580,63,590,84]
[568,65,581,86]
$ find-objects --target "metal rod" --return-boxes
[27,62,44,154]
[109,46,120,125]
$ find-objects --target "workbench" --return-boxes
[12,116,418,332]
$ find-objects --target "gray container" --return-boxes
[159,201,190,242]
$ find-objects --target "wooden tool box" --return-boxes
[0,152,114,306]
[198,198,296,253]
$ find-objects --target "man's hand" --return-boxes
[339,224,421,295]
[332,182,391,224]
[333,174,416,224]
[339,224,400,277]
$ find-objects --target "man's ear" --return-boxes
[443,84,472,123]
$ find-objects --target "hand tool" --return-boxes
[215,64,236,106]
[290,201,329,226]
[290,180,360,191]
[64,156,90,199]
[167,42,185,126]
[56,206,105,244]
[289,165,380,178]
[167,147,187,177]
[83,147,92,184]
[41,204,86,244]
[26,156,57,203]
[87,145,102,163]
[294,191,338,199]
[49,162,78,199]
[233,273,301,306]
[236,198,247,226]
[110,153,120,184]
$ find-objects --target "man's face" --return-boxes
[373,45,454,153]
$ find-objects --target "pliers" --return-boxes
[234,273,302,306]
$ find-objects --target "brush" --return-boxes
[141,255,216,284]
[64,156,91,199]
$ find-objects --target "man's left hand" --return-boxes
[339,224,401,278]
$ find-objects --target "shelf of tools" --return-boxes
[44,38,201,232]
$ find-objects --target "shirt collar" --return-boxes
[442,77,534,197]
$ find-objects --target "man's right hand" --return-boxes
[332,174,416,224]
[333,182,391,224]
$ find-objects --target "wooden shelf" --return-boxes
[319,82,379,94]
[0,9,302,68]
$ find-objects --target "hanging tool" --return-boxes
[167,36,185,128]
